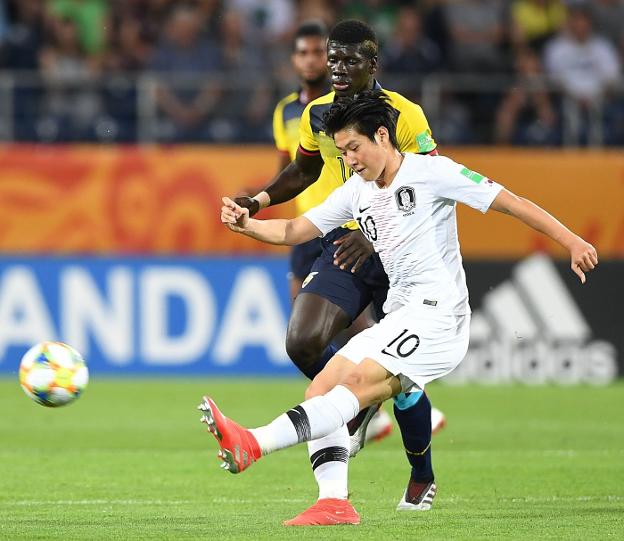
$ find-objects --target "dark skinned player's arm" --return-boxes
[276,151,291,173]
[235,149,324,216]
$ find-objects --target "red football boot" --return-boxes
[283,498,360,526]
[198,396,262,473]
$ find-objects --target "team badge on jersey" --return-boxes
[395,186,416,212]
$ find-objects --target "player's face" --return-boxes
[334,127,387,182]
[327,41,377,97]
[292,36,328,86]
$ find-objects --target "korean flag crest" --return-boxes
[395,186,416,212]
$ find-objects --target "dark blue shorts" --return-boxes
[289,237,323,280]
[299,228,389,323]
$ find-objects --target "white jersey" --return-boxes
[304,153,503,315]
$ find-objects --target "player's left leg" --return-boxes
[286,235,391,511]
[199,355,401,472]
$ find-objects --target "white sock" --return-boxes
[250,385,360,455]
[308,425,349,500]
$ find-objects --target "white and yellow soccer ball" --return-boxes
[19,342,89,407]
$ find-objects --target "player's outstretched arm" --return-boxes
[234,151,325,216]
[490,189,598,283]
[221,197,321,246]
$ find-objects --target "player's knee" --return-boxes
[285,327,326,370]
[339,368,392,408]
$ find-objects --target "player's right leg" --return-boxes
[287,231,394,442]
[286,238,373,523]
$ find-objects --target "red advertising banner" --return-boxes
[0,145,622,258]
[0,145,292,254]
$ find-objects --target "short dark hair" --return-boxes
[328,19,378,59]
[294,20,328,45]
[323,90,399,149]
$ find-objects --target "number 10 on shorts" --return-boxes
[382,329,420,359]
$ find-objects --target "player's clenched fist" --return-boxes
[221,197,250,233]
[568,237,598,284]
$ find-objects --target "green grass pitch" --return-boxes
[1,378,623,540]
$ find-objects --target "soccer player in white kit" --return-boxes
[204,90,598,525]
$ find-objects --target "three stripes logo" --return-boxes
[447,255,618,385]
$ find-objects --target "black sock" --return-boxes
[393,391,434,483]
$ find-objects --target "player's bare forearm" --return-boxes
[241,217,320,246]
[491,189,577,248]
[252,152,323,211]
[241,218,291,245]
[491,189,598,282]
[221,197,320,246]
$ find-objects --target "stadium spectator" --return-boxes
[228,0,296,44]
[146,5,223,141]
[434,90,474,145]
[417,0,451,69]
[38,16,102,141]
[589,0,624,49]
[110,0,174,47]
[47,0,110,56]
[297,0,337,27]
[0,0,45,70]
[339,0,399,46]
[495,48,558,145]
[443,0,508,73]
[381,6,442,76]
[543,4,621,145]
[215,8,273,141]
[0,1,9,44]
[510,0,567,53]
[105,15,151,72]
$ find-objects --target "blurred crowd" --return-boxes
[0,0,622,145]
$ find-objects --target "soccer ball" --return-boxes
[19,341,89,407]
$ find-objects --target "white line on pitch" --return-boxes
[2,495,622,507]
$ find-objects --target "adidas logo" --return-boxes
[446,255,618,385]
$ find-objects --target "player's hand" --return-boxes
[569,237,598,284]
[233,196,260,217]
[333,230,374,273]
[221,197,250,233]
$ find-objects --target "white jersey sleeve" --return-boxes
[427,156,503,213]
[303,179,355,236]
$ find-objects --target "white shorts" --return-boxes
[337,306,470,392]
